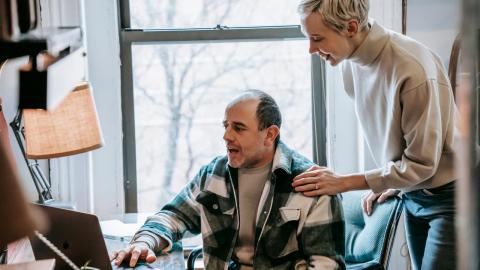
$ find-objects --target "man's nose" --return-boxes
[223,128,233,142]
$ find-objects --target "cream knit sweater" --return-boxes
[342,20,458,193]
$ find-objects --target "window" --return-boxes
[129,0,300,29]
[119,1,326,212]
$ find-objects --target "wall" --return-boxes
[42,0,125,216]
[81,0,124,216]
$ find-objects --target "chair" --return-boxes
[342,191,403,270]
[447,33,461,97]
[186,246,203,270]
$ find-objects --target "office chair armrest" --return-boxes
[186,246,203,270]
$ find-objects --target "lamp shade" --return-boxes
[23,82,103,159]
[0,99,43,246]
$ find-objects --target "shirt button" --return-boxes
[263,211,267,214]
[212,204,219,210]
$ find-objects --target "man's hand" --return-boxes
[110,242,156,267]
[361,189,399,216]
[292,165,347,196]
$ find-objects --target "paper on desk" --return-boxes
[100,219,141,241]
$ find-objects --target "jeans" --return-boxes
[403,181,456,270]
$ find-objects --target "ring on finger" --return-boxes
[315,183,319,190]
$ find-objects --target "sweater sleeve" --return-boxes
[364,80,452,192]
[130,167,206,253]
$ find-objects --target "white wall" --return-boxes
[81,0,125,217]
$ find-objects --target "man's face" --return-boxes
[301,12,354,66]
[223,99,272,169]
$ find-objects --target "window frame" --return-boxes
[118,0,327,212]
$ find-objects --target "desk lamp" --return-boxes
[9,81,104,204]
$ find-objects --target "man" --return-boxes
[293,1,457,269]
[112,90,345,269]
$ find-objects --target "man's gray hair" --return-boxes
[228,89,282,130]
[228,89,282,145]
[298,0,369,32]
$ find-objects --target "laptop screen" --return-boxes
[29,204,113,270]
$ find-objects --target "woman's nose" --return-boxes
[309,42,318,54]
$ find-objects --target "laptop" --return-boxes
[30,204,173,270]
[29,204,115,270]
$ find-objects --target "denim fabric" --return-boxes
[403,181,456,270]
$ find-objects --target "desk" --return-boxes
[104,238,185,270]
[7,213,187,270]
[101,213,197,270]
[0,259,55,270]
[6,236,185,270]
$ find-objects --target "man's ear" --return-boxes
[346,20,359,37]
[265,125,280,146]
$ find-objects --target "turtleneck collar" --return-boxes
[348,19,390,66]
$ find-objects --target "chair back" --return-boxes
[342,191,403,270]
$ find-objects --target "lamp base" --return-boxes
[42,200,74,210]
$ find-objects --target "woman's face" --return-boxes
[301,12,356,66]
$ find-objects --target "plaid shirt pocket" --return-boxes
[263,207,301,258]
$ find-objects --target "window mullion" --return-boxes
[311,54,327,166]
[121,26,305,44]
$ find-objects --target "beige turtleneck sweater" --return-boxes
[342,19,458,193]
[233,162,271,269]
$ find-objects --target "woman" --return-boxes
[293,1,457,269]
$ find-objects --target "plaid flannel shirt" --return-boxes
[132,142,345,269]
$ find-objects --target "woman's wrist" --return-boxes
[342,174,369,191]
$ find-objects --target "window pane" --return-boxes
[132,41,312,212]
[129,0,300,29]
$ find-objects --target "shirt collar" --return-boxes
[271,141,293,175]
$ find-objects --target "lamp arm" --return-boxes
[0,246,6,264]
[9,109,53,204]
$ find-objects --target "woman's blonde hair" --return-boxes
[298,0,369,32]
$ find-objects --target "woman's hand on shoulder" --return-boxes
[292,165,347,196]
